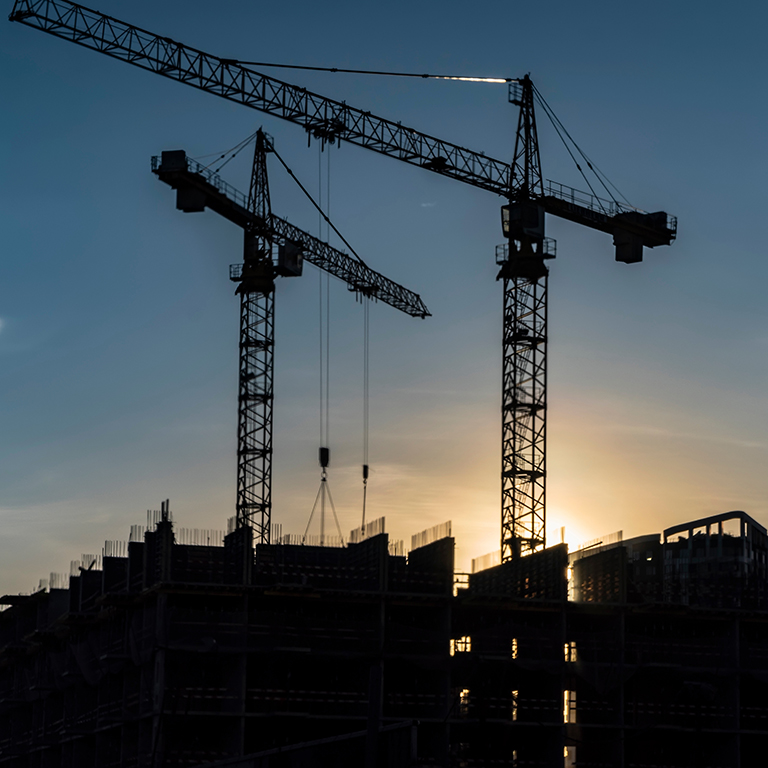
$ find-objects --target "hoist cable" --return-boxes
[317,143,325,448]
[304,147,343,548]
[326,481,345,543]
[325,148,331,451]
[195,129,260,174]
[318,271,325,446]
[532,88,608,213]
[572,148,634,209]
[226,58,513,84]
[270,145,369,267]
[325,272,330,449]
[533,85,632,209]
[539,87,631,206]
[361,299,370,530]
[315,145,333,451]
[318,140,324,239]
[192,132,257,161]
[303,484,323,542]
[363,300,370,468]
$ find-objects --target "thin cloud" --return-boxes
[391,385,462,396]
[608,422,763,449]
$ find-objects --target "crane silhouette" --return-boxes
[11,0,676,559]
[153,130,429,543]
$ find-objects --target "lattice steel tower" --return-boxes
[498,77,554,561]
[235,130,275,540]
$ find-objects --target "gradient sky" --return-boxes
[2,1,768,594]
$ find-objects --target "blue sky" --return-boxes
[2,0,768,593]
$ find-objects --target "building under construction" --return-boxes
[3,6,715,765]
[1,508,767,768]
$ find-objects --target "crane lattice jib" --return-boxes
[269,217,430,317]
[10,0,676,246]
[151,153,430,319]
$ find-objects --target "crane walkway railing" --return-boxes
[543,179,632,217]
[543,180,677,235]
[151,154,249,211]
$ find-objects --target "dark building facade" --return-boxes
[1,511,768,767]
[571,511,768,610]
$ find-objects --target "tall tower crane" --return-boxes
[153,131,429,543]
[10,0,677,560]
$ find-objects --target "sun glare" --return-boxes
[437,76,509,83]
[546,505,593,553]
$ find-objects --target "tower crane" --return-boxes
[153,130,429,543]
[10,0,677,561]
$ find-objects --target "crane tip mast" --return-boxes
[498,74,675,561]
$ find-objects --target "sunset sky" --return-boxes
[2,1,768,594]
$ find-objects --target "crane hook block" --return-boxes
[319,446,330,468]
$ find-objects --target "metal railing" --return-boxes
[543,179,634,217]
[543,180,678,236]
[152,154,249,211]
[495,238,556,264]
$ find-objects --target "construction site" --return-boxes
[2,508,768,767]
[4,1,768,767]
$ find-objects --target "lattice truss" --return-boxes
[10,0,509,192]
[237,289,274,541]
[236,134,275,540]
[269,217,429,317]
[501,273,547,560]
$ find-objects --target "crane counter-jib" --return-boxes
[9,0,676,250]
[151,152,431,320]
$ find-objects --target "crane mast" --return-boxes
[13,0,677,559]
[235,131,275,538]
[499,77,550,559]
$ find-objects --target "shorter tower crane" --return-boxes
[153,130,429,543]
